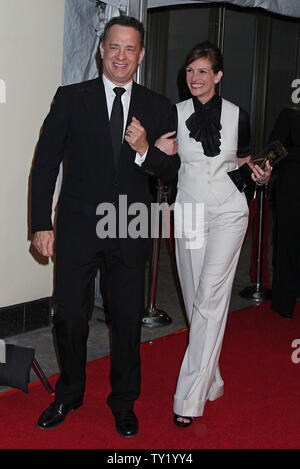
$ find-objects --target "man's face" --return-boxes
[100,25,145,86]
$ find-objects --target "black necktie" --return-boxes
[110,87,126,166]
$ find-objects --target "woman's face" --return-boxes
[186,57,223,104]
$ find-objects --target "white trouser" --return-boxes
[173,188,248,417]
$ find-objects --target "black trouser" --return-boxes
[53,237,145,413]
[271,194,300,315]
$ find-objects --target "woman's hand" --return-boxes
[250,160,272,185]
[238,156,272,185]
[155,131,178,155]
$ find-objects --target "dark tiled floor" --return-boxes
[0,298,52,338]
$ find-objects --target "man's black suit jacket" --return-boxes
[31,77,180,266]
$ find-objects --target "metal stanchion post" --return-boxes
[239,184,270,302]
[142,181,172,328]
[32,359,55,395]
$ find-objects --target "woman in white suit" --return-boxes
[156,41,271,427]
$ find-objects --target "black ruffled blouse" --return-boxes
[184,94,251,158]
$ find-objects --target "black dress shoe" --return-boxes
[113,410,139,438]
[37,400,83,430]
[277,311,293,319]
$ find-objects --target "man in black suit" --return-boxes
[31,16,180,437]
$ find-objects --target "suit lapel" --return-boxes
[82,80,146,172]
[82,77,112,150]
[125,82,145,129]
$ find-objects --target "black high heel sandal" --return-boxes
[173,413,193,428]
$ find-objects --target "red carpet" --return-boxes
[0,301,300,449]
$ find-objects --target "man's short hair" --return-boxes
[101,15,145,49]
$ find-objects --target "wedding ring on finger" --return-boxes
[125,130,132,136]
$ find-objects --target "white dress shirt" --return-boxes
[102,74,147,165]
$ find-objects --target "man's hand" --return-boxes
[155,131,178,155]
[32,230,54,258]
[125,117,148,155]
